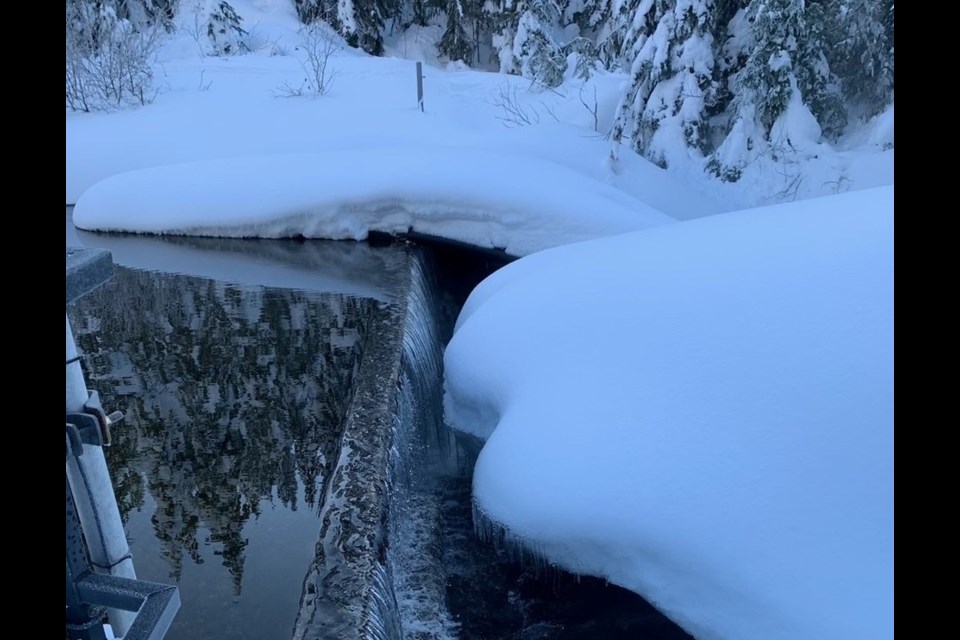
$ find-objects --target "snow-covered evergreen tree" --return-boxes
[438,0,474,62]
[567,0,610,33]
[119,0,178,30]
[295,0,389,55]
[411,0,439,25]
[489,1,520,73]
[207,1,247,55]
[294,0,330,24]
[513,0,567,86]
[337,0,385,54]
[608,1,722,167]
[487,0,565,84]
[824,0,893,114]
[708,0,844,180]
[564,0,612,71]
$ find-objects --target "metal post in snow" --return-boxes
[416,61,424,112]
[66,313,137,637]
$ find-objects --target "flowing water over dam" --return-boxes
[67,214,692,640]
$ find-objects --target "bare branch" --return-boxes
[579,83,599,132]
[488,84,541,127]
[275,23,340,97]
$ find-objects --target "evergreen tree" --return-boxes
[295,0,391,55]
[560,0,610,75]
[487,0,567,82]
[513,0,567,87]
[824,0,893,114]
[464,0,490,64]
[438,0,474,62]
[294,0,331,24]
[489,0,522,73]
[411,0,439,26]
[567,0,611,34]
[709,0,844,180]
[119,0,177,30]
[207,1,248,55]
[338,0,386,54]
[609,0,722,167]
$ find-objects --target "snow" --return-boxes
[65,0,892,226]
[867,105,895,149]
[769,84,824,156]
[72,148,673,256]
[67,3,894,638]
[338,0,358,36]
[444,186,894,640]
[382,21,447,65]
[66,26,726,222]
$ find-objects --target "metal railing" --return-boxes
[66,247,180,640]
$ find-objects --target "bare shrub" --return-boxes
[66,1,162,111]
[489,84,560,128]
[276,23,340,97]
[579,83,599,132]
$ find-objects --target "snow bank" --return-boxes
[72,149,673,256]
[444,186,894,640]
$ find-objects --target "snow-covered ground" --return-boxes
[444,186,894,640]
[67,3,894,639]
[66,2,725,223]
[66,2,892,230]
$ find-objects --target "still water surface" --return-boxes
[68,213,408,639]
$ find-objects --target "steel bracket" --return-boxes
[66,390,122,449]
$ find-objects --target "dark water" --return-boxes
[69,265,382,639]
[401,247,695,640]
[67,215,692,640]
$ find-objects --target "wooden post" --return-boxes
[416,61,424,112]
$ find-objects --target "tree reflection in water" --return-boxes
[70,267,373,594]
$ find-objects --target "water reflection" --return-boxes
[69,266,379,639]
[67,208,405,302]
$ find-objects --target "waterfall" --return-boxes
[293,245,457,640]
[386,249,460,640]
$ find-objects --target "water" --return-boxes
[69,265,382,640]
[67,214,693,640]
[383,246,695,640]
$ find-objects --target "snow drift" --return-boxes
[444,186,894,640]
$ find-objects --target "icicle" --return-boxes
[472,501,565,579]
